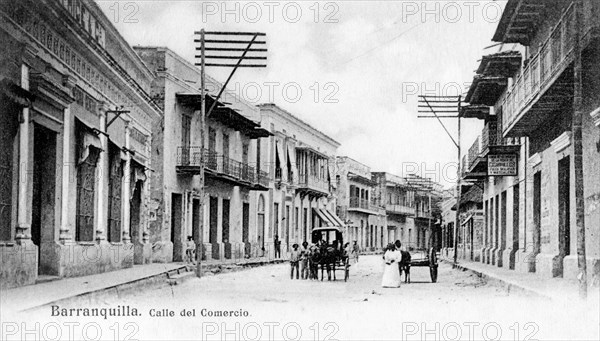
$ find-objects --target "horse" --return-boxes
[318,244,341,281]
[308,246,322,280]
[399,250,411,283]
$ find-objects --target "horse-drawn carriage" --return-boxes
[309,227,350,282]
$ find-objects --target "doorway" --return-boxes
[243,202,250,258]
[531,171,542,272]
[32,124,57,275]
[192,198,201,260]
[131,181,142,263]
[209,196,219,259]
[556,156,570,277]
[222,199,231,259]
[171,193,183,261]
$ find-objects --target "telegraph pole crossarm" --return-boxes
[193,30,269,278]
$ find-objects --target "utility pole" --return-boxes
[195,28,206,278]
[455,97,461,264]
[193,30,268,278]
[572,1,587,299]
[417,94,462,265]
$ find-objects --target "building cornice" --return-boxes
[258,103,341,148]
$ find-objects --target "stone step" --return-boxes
[35,275,61,285]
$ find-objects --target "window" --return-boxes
[107,144,123,243]
[181,114,191,148]
[272,203,279,238]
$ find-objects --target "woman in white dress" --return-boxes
[381,244,402,288]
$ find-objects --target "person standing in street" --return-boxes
[289,243,300,279]
[299,241,309,279]
[351,240,360,264]
[185,236,196,265]
[274,235,281,259]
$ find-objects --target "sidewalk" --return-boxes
[1,257,285,313]
[441,255,600,302]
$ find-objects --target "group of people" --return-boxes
[381,240,411,288]
[288,240,361,280]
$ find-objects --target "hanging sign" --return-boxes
[488,154,518,176]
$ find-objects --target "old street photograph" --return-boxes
[1,0,599,340]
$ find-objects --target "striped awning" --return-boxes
[313,208,345,227]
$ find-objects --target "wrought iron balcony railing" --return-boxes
[176,147,271,187]
[349,197,381,212]
[385,203,415,216]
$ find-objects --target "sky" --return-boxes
[97,0,508,188]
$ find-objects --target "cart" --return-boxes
[408,247,438,282]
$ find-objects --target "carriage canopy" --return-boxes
[311,227,343,246]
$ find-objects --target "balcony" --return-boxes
[385,204,415,216]
[176,147,270,190]
[502,3,583,137]
[297,173,329,197]
[480,121,521,157]
[415,208,434,220]
[349,197,380,214]
[462,138,487,180]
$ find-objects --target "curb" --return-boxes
[21,259,286,312]
[441,259,553,300]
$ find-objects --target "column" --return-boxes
[15,64,32,245]
[95,105,108,242]
[121,118,131,243]
[59,76,76,244]
[142,136,151,244]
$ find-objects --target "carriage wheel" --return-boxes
[428,247,438,267]
[429,265,438,283]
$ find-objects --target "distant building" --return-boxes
[1,0,160,288]
[335,157,386,250]
[258,103,341,253]
[135,47,272,262]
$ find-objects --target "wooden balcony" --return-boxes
[502,2,599,137]
[297,173,329,197]
[462,138,487,180]
[480,121,521,157]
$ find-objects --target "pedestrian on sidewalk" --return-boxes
[185,236,196,265]
[289,243,300,279]
[299,241,309,279]
[274,235,281,259]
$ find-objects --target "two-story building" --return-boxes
[257,104,342,255]
[134,47,272,263]
[372,173,416,249]
[462,0,600,281]
[0,0,160,288]
[335,157,386,251]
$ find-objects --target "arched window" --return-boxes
[257,195,265,249]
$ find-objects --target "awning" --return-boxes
[77,119,102,165]
[312,208,345,228]
[286,144,297,182]
[0,78,34,107]
[275,140,284,169]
